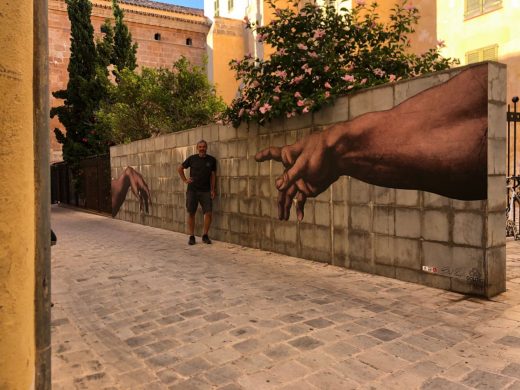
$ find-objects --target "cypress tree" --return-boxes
[112,0,138,71]
[50,0,109,189]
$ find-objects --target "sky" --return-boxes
[159,0,204,9]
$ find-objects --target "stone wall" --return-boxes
[111,63,507,297]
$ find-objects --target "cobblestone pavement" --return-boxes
[51,206,520,390]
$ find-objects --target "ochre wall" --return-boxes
[212,17,246,104]
[48,0,209,162]
[0,1,36,389]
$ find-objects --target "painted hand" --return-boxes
[255,131,341,221]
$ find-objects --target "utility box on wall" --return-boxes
[111,62,506,297]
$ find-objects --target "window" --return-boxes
[228,0,233,12]
[465,0,502,19]
[186,38,192,46]
[154,33,161,41]
[465,44,498,64]
[214,0,219,16]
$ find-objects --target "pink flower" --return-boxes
[243,16,250,24]
[301,63,309,70]
[82,137,88,143]
[389,74,396,82]
[324,66,330,72]
[274,86,281,93]
[437,39,445,48]
[291,75,304,84]
[297,43,308,50]
[257,33,267,42]
[286,110,296,118]
[357,0,366,5]
[313,29,325,39]
[324,82,332,89]
[294,91,302,98]
[275,8,282,16]
[274,70,287,79]
[297,100,305,107]
[272,95,280,102]
[259,103,272,114]
[238,108,244,117]
[305,68,312,75]
[251,80,260,88]
[276,48,287,56]
[347,85,354,90]
[360,78,367,84]
[373,68,385,77]
[404,4,416,10]
[342,74,355,82]
[308,51,318,58]
[302,106,310,113]
[325,91,330,98]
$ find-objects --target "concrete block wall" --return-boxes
[111,62,506,297]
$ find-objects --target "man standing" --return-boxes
[177,140,217,245]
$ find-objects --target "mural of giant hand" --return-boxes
[111,166,152,217]
[256,65,488,221]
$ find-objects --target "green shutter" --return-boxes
[215,0,219,16]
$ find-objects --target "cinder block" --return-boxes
[422,241,452,269]
[394,73,449,105]
[219,125,237,141]
[422,210,450,242]
[188,127,203,145]
[349,86,394,119]
[313,95,349,126]
[350,178,371,204]
[488,63,507,103]
[396,189,419,207]
[423,192,450,208]
[285,110,313,131]
[332,176,348,201]
[347,231,372,262]
[488,138,506,175]
[374,187,395,205]
[451,199,485,211]
[394,237,420,270]
[395,208,421,238]
[373,206,394,235]
[487,101,506,139]
[487,211,505,247]
[485,245,506,297]
[333,228,348,261]
[333,203,347,229]
[374,264,396,279]
[315,201,330,226]
[350,205,371,231]
[374,235,394,265]
[236,123,248,139]
[273,222,297,243]
[453,212,484,247]
[487,175,506,212]
[452,247,484,276]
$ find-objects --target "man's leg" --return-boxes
[203,212,212,235]
[188,213,196,236]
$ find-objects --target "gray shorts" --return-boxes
[186,191,212,214]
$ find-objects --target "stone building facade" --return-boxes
[48,0,210,162]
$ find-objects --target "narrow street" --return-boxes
[51,206,520,389]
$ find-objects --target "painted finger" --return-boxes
[277,157,307,191]
[296,192,307,221]
[255,146,283,162]
[283,185,298,221]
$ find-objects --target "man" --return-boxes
[178,140,217,245]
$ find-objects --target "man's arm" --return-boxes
[177,164,193,184]
[255,64,489,221]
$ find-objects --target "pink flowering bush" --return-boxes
[224,0,458,127]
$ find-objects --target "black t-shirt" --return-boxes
[182,154,217,192]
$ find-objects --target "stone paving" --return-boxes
[51,206,520,389]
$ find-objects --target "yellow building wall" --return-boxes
[0,1,36,389]
[437,0,520,102]
[212,17,246,104]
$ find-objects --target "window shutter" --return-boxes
[214,0,219,16]
[482,45,498,61]
[483,0,502,10]
[465,0,481,16]
[466,51,481,64]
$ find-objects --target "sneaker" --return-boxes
[188,235,196,245]
[202,234,212,244]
